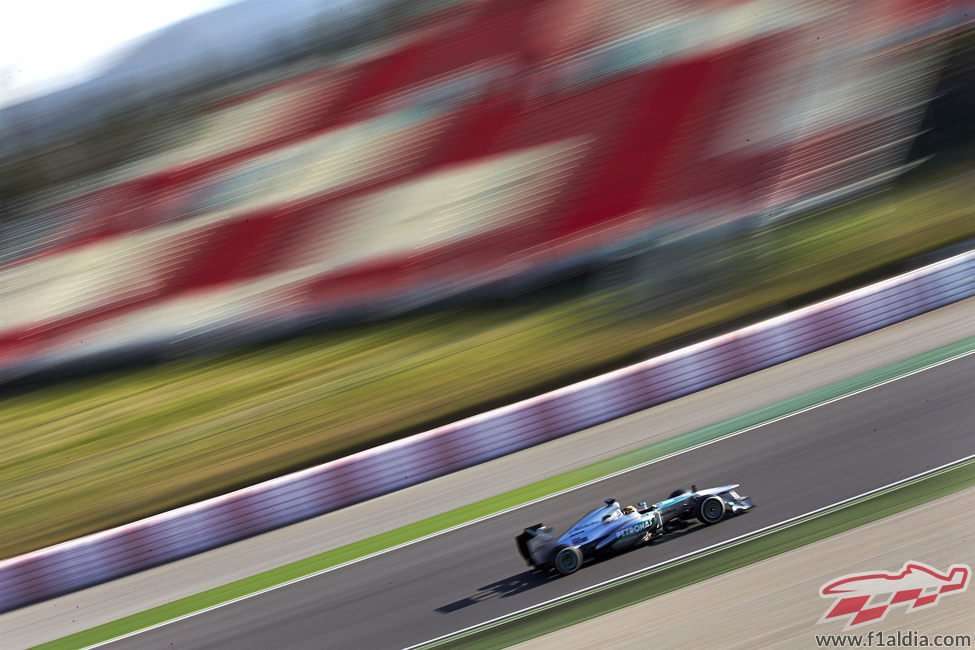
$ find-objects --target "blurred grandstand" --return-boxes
[0,0,972,385]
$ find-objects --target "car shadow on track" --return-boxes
[435,569,558,613]
[435,524,707,614]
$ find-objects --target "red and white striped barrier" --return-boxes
[0,248,971,612]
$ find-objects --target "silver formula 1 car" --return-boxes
[516,484,754,575]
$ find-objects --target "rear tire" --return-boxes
[696,496,727,525]
[552,545,583,575]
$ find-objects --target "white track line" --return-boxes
[84,346,975,649]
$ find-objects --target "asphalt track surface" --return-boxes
[108,352,975,650]
[5,300,972,648]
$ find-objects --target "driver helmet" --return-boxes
[623,505,637,515]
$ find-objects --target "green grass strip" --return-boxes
[428,458,975,649]
[5,165,973,560]
[37,335,975,650]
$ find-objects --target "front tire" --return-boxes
[696,496,727,525]
[552,545,583,575]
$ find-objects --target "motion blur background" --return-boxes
[0,0,972,560]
